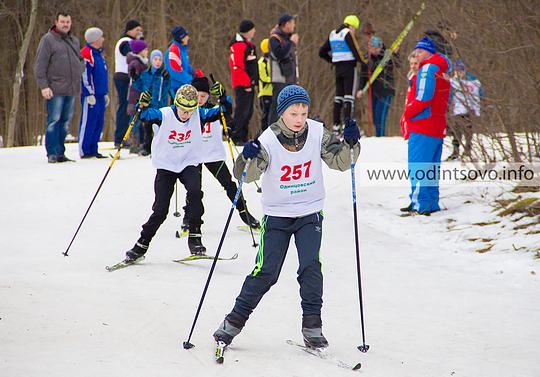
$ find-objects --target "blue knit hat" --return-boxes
[415,37,436,54]
[150,49,163,61]
[277,85,310,116]
[171,26,188,42]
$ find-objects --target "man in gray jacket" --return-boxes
[34,12,84,163]
[267,13,299,125]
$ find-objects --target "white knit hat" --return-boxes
[85,27,103,44]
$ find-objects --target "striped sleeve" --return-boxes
[415,63,439,102]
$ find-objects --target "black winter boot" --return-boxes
[125,237,149,262]
[302,315,329,349]
[188,226,206,255]
[213,311,247,345]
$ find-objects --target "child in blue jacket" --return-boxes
[133,49,170,155]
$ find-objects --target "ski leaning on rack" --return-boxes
[172,252,238,263]
[286,339,362,371]
[105,256,145,271]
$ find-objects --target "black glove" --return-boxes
[242,139,261,159]
[343,118,360,146]
[129,67,139,80]
[137,91,152,109]
[162,69,170,80]
[210,81,225,97]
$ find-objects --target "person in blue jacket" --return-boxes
[133,49,170,155]
[79,27,109,158]
[165,26,202,99]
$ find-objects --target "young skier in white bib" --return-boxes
[123,84,219,260]
[213,85,361,349]
[182,77,260,230]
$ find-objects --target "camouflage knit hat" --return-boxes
[174,85,199,110]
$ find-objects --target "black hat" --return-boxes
[191,77,210,94]
[239,19,255,33]
[125,19,141,33]
[278,13,297,26]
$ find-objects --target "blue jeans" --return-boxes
[408,132,444,213]
[114,76,130,145]
[45,96,75,157]
[372,95,393,137]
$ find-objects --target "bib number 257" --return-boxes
[280,161,312,181]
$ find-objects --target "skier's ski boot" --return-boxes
[302,315,329,349]
[176,216,190,238]
[125,237,149,262]
[188,226,206,255]
[213,311,246,345]
[239,209,260,230]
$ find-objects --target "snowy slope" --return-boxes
[1,139,538,377]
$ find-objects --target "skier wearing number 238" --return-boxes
[214,85,361,350]
[121,84,230,261]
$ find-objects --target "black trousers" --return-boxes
[333,66,356,125]
[232,212,324,320]
[183,161,247,222]
[232,87,255,144]
[140,167,204,241]
[259,95,272,132]
[268,82,290,126]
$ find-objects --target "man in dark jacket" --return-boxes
[229,19,258,145]
[113,20,143,147]
[358,36,399,137]
[34,12,84,163]
[319,15,365,136]
[267,13,299,125]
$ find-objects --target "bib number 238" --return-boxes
[168,130,191,142]
[280,161,312,181]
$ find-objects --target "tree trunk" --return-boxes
[6,0,38,147]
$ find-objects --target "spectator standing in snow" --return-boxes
[400,51,419,140]
[358,36,399,137]
[267,13,299,125]
[132,49,170,156]
[447,59,482,160]
[258,38,273,132]
[165,26,202,99]
[34,12,84,163]
[401,37,451,216]
[113,20,143,147]
[126,39,149,153]
[79,27,109,159]
[319,14,365,137]
[229,19,258,145]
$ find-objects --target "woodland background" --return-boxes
[0,0,539,161]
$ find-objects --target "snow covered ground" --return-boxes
[1,138,538,377]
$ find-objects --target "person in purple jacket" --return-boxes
[127,39,149,153]
[79,27,109,159]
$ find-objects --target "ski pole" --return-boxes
[173,182,181,217]
[210,74,258,248]
[63,108,142,257]
[210,74,262,194]
[183,159,252,349]
[349,146,369,352]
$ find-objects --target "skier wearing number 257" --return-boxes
[214,85,361,350]
[121,84,229,262]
